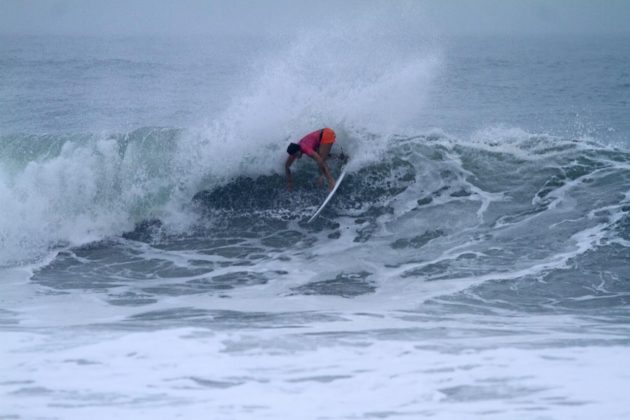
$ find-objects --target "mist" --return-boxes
[1,0,629,37]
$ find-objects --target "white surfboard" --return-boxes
[307,168,347,223]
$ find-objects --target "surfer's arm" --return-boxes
[285,155,297,191]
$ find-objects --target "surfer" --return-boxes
[285,128,339,192]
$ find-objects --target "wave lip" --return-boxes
[0,128,185,266]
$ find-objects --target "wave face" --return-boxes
[173,129,630,316]
[6,126,628,310]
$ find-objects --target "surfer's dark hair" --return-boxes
[287,143,301,155]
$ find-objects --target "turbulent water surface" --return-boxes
[1,18,630,420]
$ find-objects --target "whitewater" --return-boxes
[2,9,630,420]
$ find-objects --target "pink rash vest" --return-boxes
[297,129,322,157]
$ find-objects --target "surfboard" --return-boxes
[307,168,347,223]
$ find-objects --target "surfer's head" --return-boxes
[287,143,301,156]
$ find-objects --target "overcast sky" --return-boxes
[1,0,629,37]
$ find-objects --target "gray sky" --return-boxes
[1,0,629,37]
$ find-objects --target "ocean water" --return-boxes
[1,21,630,420]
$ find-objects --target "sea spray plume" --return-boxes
[168,3,443,214]
[228,2,443,136]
